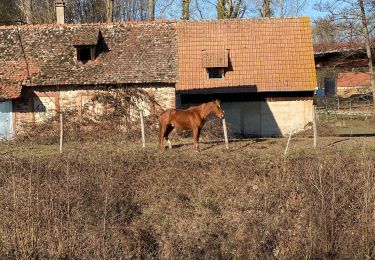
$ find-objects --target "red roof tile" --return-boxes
[0,82,22,100]
[337,72,371,87]
[177,17,317,92]
[0,22,177,89]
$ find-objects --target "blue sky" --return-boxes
[302,2,326,20]
[156,0,329,21]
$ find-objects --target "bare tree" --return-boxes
[217,0,245,19]
[105,0,114,22]
[0,0,21,24]
[261,0,271,17]
[312,18,339,45]
[15,0,32,23]
[250,0,307,17]
[182,0,191,20]
[315,0,375,113]
[358,0,375,113]
[149,0,155,20]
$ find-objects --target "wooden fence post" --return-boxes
[60,113,63,154]
[284,122,295,156]
[313,106,317,149]
[140,110,146,150]
[325,98,328,120]
[222,118,229,149]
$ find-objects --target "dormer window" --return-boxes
[207,68,225,79]
[73,28,101,64]
[202,49,230,80]
[76,45,96,63]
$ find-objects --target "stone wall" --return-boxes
[13,84,175,133]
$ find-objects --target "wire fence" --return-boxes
[315,94,373,120]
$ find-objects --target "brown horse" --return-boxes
[159,100,225,150]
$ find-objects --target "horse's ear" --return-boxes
[215,99,221,105]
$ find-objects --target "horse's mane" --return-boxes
[185,102,211,111]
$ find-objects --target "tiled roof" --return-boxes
[177,17,317,92]
[202,49,229,68]
[337,72,371,87]
[0,18,318,98]
[313,39,372,54]
[72,28,100,46]
[0,82,22,100]
[0,21,177,94]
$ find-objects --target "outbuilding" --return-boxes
[0,15,317,139]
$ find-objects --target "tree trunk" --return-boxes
[261,0,271,17]
[217,0,225,19]
[17,0,33,23]
[358,0,375,114]
[149,0,155,20]
[231,1,241,18]
[182,0,190,20]
[105,0,113,22]
[218,0,242,19]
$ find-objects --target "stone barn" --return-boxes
[0,15,317,139]
[0,21,177,139]
[176,18,317,137]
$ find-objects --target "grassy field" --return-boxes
[0,118,374,259]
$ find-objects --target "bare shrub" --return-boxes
[0,141,374,259]
[16,88,161,144]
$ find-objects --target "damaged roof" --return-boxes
[0,21,177,99]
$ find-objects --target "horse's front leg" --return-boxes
[193,127,200,151]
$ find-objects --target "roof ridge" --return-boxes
[0,19,177,29]
[0,16,311,29]
[178,16,310,23]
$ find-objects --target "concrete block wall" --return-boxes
[222,100,313,137]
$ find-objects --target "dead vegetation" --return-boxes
[1,92,375,259]
[0,135,374,259]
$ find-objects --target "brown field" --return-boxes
[0,118,374,259]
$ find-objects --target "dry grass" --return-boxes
[0,135,374,259]
[1,94,375,259]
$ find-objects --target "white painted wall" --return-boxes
[0,101,13,140]
[222,100,313,137]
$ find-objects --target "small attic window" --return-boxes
[202,49,229,80]
[207,68,225,79]
[76,46,96,63]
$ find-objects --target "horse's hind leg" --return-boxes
[164,124,174,149]
[159,124,167,150]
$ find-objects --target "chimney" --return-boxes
[55,0,65,24]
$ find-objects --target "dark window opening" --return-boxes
[76,46,95,63]
[207,68,225,79]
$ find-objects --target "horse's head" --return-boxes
[211,100,225,119]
